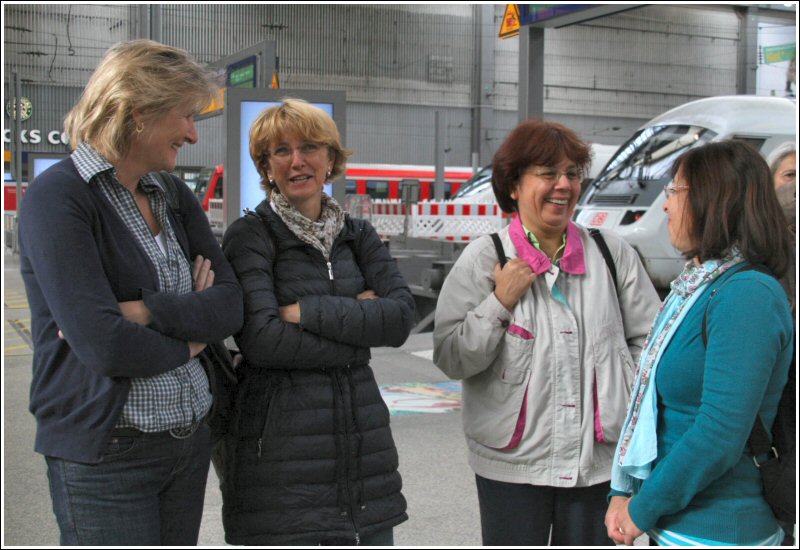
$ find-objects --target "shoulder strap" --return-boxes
[490,233,507,268]
[152,171,180,213]
[699,263,779,456]
[151,171,190,261]
[588,228,618,294]
[246,210,278,259]
[345,214,362,268]
[701,264,772,346]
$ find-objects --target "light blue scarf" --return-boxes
[611,251,744,494]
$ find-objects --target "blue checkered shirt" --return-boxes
[71,142,212,432]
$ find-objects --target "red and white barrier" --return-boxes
[370,199,507,241]
[208,198,224,230]
[370,199,407,240]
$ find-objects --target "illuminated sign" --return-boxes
[197,41,276,119]
[764,44,796,64]
[227,56,257,88]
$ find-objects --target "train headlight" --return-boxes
[620,210,647,225]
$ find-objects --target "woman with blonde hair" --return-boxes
[18,39,242,545]
[221,98,414,545]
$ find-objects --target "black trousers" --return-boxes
[476,475,614,546]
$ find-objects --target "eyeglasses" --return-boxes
[663,185,689,199]
[268,142,323,161]
[527,168,583,184]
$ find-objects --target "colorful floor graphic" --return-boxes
[379,381,462,416]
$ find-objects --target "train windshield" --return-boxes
[584,125,716,206]
[193,168,214,202]
[452,165,492,200]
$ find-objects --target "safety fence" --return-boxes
[208,199,225,240]
[208,199,224,228]
[370,199,508,241]
[206,198,509,242]
[4,213,17,251]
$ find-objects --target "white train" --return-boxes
[574,95,796,288]
[451,143,620,204]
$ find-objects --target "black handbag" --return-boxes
[198,341,238,443]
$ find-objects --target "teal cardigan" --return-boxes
[626,267,793,543]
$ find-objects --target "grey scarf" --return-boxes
[270,191,345,260]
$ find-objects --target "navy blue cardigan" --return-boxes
[18,158,243,463]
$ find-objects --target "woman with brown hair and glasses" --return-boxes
[606,140,793,546]
[433,119,660,546]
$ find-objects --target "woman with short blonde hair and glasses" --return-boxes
[221,98,414,545]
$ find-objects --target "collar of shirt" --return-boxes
[71,142,114,184]
[508,216,587,276]
[524,223,566,262]
[71,142,163,193]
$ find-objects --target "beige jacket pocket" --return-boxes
[462,327,533,449]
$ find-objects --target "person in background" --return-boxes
[221,98,414,545]
[433,119,660,546]
[769,142,796,190]
[766,142,796,314]
[768,141,796,546]
[605,140,793,546]
[17,40,243,545]
[768,141,796,234]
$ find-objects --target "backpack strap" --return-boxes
[588,228,618,295]
[490,232,507,268]
[152,171,181,213]
[246,209,279,262]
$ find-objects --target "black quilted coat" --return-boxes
[220,200,414,545]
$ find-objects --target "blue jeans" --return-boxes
[476,475,614,546]
[45,422,211,546]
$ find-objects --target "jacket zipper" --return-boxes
[332,370,360,544]
[327,261,335,294]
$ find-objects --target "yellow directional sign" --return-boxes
[499,4,520,39]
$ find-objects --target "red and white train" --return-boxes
[4,163,475,213]
[190,163,475,212]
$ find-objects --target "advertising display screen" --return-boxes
[28,152,69,181]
